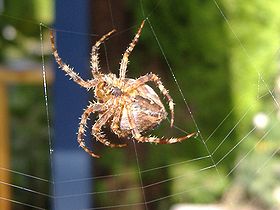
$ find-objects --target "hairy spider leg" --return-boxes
[91,29,116,77]
[78,102,127,158]
[78,103,102,158]
[50,30,94,89]
[91,103,127,152]
[126,73,175,127]
[119,20,146,80]
[110,104,125,137]
[125,103,141,137]
[125,102,196,144]
[136,133,197,144]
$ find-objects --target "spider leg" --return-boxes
[110,104,125,137]
[78,103,102,158]
[91,29,116,77]
[119,20,145,80]
[125,103,196,144]
[125,104,140,138]
[92,103,127,150]
[135,133,197,144]
[126,73,175,127]
[50,30,95,89]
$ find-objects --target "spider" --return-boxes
[50,20,196,158]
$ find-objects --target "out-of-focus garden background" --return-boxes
[1,0,280,210]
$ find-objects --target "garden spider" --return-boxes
[50,20,196,158]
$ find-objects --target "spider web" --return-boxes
[1,0,280,209]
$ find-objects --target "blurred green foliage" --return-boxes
[224,1,280,208]
[0,0,53,62]
[9,85,51,209]
[1,0,53,209]
[225,0,280,135]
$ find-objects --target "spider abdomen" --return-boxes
[118,84,167,136]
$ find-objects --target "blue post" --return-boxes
[52,0,93,209]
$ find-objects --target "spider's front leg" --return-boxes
[119,20,146,80]
[50,30,95,89]
[126,73,175,127]
[91,29,116,77]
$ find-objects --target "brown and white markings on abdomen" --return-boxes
[119,83,167,134]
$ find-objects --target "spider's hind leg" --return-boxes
[134,133,197,144]
[110,105,125,138]
[126,103,196,144]
[92,108,127,149]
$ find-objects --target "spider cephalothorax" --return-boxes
[50,20,196,158]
